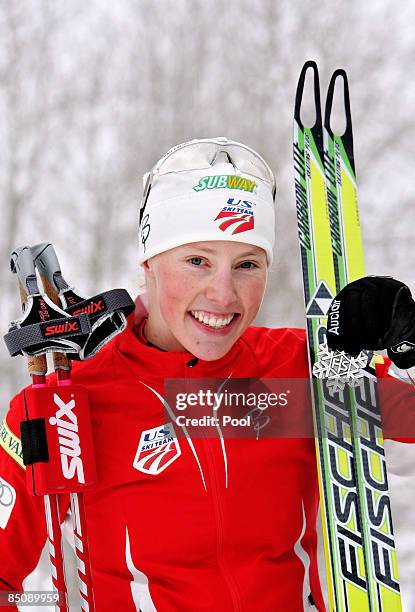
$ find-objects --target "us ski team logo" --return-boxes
[214,198,255,234]
[133,423,181,475]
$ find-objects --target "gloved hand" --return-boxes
[326,276,415,369]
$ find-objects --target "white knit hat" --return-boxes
[138,137,276,267]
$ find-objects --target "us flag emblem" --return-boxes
[133,423,181,475]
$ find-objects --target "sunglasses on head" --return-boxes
[139,137,276,225]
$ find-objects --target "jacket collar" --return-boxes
[114,314,242,378]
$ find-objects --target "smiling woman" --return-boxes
[136,137,276,360]
[123,138,326,610]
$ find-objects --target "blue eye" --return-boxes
[187,258,258,269]
[240,261,257,269]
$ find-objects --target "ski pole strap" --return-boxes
[4,294,91,357]
[4,313,90,357]
[62,289,134,360]
[31,243,135,360]
[65,289,134,324]
[77,311,127,360]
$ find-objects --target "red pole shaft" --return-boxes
[31,371,69,612]
[56,368,95,612]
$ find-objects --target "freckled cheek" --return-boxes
[159,271,196,321]
[238,278,266,315]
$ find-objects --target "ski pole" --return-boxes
[5,242,131,611]
[10,247,69,612]
[34,250,96,612]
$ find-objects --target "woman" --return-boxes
[133,137,322,609]
[1,137,415,611]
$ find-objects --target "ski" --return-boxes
[323,69,401,611]
[293,61,401,611]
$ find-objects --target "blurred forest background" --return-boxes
[1,0,415,609]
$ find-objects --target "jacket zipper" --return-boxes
[202,438,243,612]
[184,358,243,611]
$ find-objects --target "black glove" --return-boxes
[326,276,415,369]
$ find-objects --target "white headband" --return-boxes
[138,137,276,267]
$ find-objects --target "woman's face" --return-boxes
[144,240,268,360]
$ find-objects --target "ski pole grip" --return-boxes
[10,246,39,296]
[32,242,70,292]
[32,244,71,371]
[41,275,71,371]
[10,246,47,376]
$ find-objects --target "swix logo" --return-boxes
[49,393,85,483]
[72,299,105,317]
[214,198,255,234]
[44,321,80,336]
[133,423,181,475]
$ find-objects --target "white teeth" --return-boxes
[190,310,235,329]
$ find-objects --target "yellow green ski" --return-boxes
[293,61,401,611]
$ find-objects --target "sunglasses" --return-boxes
[139,137,276,225]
